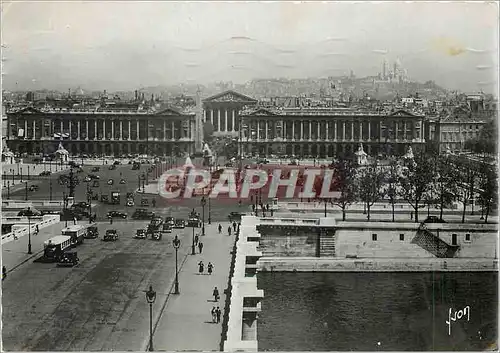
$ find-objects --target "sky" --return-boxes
[1,1,498,94]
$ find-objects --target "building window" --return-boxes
[372,234,377,241]
[465,233,471,242]
[400,234,404,241]
[452,233,458,246]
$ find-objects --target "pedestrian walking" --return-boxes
[211,306,217,323]
[13,233,18,240]
[35,225,39,235]
[109,216,113,224]
[216,307,221,323]
[198,242,204,254]
[213,287,220,302]
[198,261,204,274]
[73,217,77,225]
[266,204,270,211]
[228,226,232,236]
[195,234,199,246]
[218,224,222,234]
[232,222,237,232]
[207,262,213,275]
[2,266,7,280]
[152,199,156,208]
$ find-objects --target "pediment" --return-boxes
[154,107,184,116]
[389,109,418,118]
[203,90,257,103]
[246,108,279,117]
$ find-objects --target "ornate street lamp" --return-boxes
[172,235,181,294]
[145,285,157,352]
[191,225,196,255]
[25,181,28,201]
[208,165,212,224]
[63,192,69,227]
[201,196,206,236]
[25,206,34,254]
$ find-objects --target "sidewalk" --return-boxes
[1,163,69,194]
[1,221,66,273]
[152,222,235,351]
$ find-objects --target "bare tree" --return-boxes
[456,157,476,223]
[357,163,385,220]
[331,158,357,221]
[398,152,435,223]
[384,159,400,222]
[435,157,458,221]
[478,163,498,223]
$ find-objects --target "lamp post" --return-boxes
[201,196,206,236]
[25,181,28,201]
[7,181,10,200]
[86,181,93,224]
[49,180,53,201]
[172,235,181,294]
[145,285,157,352]
[191,226,196,255]
[63,192,68,227]
[26,207,33,254]
[208,165,212,224]
[142,173,146,193]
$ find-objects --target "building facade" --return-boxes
[5,106,196,156]
[202,90,258,137]
[239,107,426,157]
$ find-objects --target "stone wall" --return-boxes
[259,234,318,257]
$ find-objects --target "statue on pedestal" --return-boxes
[355,143,368,165]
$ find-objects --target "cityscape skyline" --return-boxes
[2,1,498,94]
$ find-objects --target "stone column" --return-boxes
[171,121,175,140]
[136,120,140,140]
[333,121,337,141]
[395,122,398,140]
[325,121,329,140]
[163,121,166,141]
[120,120,123,140]
[218,110,221,132]
[292,121,295,140]
[351,121,354,140]
[94,121,97,139]
[232,110,236,131]
[300,121,304,140]
[225,109,228,132]
[33,120,36,139]
[256,121,260,140]
[403,121,407,140]
[360,122,363,141]
[211,109,214,125]
[103,120,106,140]
[86,120,89,140]
[309,121,312,140]
[77,120,81,140]
[342,122,346,141]
[317,121,320,140]
[60,121,63,135]
[128,121,131,140]
[69,121,72,138]
[265,121,269,140]
[368,122,371,141]
[111,120,114,140]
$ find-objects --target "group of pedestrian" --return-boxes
[198,261,214,275]
[218,222,239,236]
[211,306,222,323]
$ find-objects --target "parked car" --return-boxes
[151,231,162,241]
[72,202,90,210]
[132,209,155,220]
[91,166,100,172]
[39,171,51,176]
[107,179,114,185]
[57,251,79,267]
[126,199,135,207]
[84,176,92,182]
[161,223,173,233]
[135,229,147,239]
[29,185,39,192]
[424,216,446,223]
[165,216,175,226]
[89,174,100,180]
[103,229,119,241]
[107,211,127,219]
[174,219,185,229]
[119,179,126,184]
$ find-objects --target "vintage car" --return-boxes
[132,209,155,220]
[85,225,99,239]
[91,166,100,172]
[135,229,147,239]
[107,211,127,219]
[165,217,175,226]
[161,223,173,233]
[103,229,119,241]
[174,219,185,229]
[29,185,39,192]
[119,179,126,184]
[126,199,135,207]
[151,231,162,241]
[107,179,114,185]
[187,217,202,228]
[57,251,79,267]
[228,211,243,222]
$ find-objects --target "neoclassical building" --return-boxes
[5,106,196,156]
[238,107,426,157]
[202,90,258,137]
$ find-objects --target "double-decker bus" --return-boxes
[61,225,86,246]
[43,236,72,261]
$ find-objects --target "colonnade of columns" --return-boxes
[242,119,418,142]
[11,118,196,142]
[204,108,238,132]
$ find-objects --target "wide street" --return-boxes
[1,219,209,351]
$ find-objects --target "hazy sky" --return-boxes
[2,1,498,93]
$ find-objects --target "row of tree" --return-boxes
[317,153,497,223]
